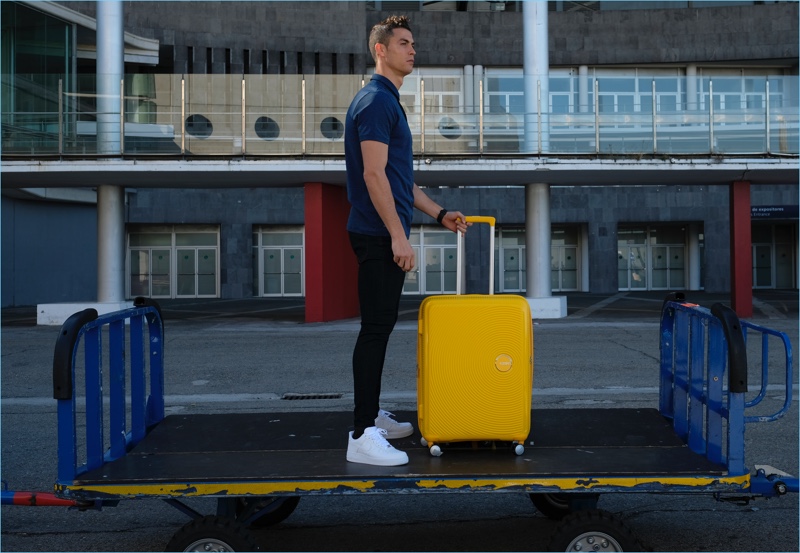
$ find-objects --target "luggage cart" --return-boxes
[2,294,796,551]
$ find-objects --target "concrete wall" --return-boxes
[126,187,305,299]
[125,183,798,298]
[1,197,98,307]
[60,1,798,73]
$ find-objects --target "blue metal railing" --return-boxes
[659,295,794,477]
[54,298,165,485]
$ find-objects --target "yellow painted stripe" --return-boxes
[58,474,749,498]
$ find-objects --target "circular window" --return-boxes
[320,116,344,140]
[185,114,213,139]
[255,116,280,141]
[438,116,461,140]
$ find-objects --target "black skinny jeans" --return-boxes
[349,232,407,435]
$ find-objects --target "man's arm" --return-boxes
[413,185,470,234]
[361,140,416,272]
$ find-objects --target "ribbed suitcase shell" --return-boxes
[417,294,533,444]
[416,217,533,447]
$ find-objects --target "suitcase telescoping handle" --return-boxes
[455,215,495,296]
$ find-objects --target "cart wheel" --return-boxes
[547,509,649,552]
[530,493,598,520]
[514,443,525,455]
[164,515,261,552]
[236,496,300,528]
[429,444,442,457]
[420,437,428,447]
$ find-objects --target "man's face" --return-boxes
[379,28,416,77]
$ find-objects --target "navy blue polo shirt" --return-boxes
[345,74,414,237]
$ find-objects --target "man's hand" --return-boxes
[441,211,471,234]
[392,236,416,272]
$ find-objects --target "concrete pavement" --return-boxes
[1,290,797,552]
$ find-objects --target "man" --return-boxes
[344,15,470,466]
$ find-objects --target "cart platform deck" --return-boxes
[68,408,729,498]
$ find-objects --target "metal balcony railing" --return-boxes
[2,74,798,158]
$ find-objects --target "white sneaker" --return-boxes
[374,409,414,439]
[347,427,409,466]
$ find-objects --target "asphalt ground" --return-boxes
[1,290,798,552]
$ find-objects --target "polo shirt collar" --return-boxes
[371,74,400,100]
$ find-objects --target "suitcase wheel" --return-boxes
[514,443,525,456]
[429,444,443,457]
[420,437,428,447]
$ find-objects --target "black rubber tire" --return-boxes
[236,496,300,528]
[547,509,650,552]
[529,493,599,520]
[164,515,261,552]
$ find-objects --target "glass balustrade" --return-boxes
[1,74,797,157]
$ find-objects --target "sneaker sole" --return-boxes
[381,426,414,440]
[346,453,409,466]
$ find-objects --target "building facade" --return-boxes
[2,1,798,308]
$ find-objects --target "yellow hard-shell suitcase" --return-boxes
[417,216,533,456]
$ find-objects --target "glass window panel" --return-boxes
[618,95,634,112]
[563,247,577,270]
[264,250,281,273]
[424,232,457,246]
[724,94,742,110]
[598,78,635,93]
[262,232,303,246]
[751,225,772,242]
[552,95,570,114]
[774,224,793,243]
[284,273,302,295]
[630,246,647,289]
[284,248,302,273]
[652,267,667,288]
[652,226,684,244]
[152,250,170,275]
[504,248,520,271]
[659,96,677,112]
[130,233,171,247]
[640,95,653,113]
[713,79,742,93]
[177,249,195,274]
[198,274,216,295]
[197,249,216,274]
[618,228,647,244]
[561,269,577,290]
[176,233,217,246]
[425,248,443,293]
[130,250,150,296]
[264,274,281,294]
[669,268,685,288]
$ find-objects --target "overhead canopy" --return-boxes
[20,0,159,65]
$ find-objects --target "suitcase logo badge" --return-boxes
[494,353,513,372]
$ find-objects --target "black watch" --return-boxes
[436,208,448,224]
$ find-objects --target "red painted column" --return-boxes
[729,181,753,317]
[304,182,359,323]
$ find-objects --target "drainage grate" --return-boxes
[281,392,343,400]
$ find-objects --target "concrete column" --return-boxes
[96,0,124,154]
[525,184,566,318]
[686,64,698,111]
[578,65,590,113]
[464,65,474,113]
[730,181,753,317]
[581,223,590,292]
[474,64,483,116]
[96,1,127,305]
[688,223,702,291]
[97,186,126,303]
[523,1,549,153]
